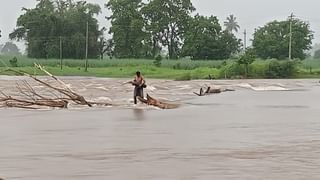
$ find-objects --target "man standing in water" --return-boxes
[132,71,146,104]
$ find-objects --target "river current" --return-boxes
[0,77,319,179]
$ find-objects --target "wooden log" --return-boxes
[138,94,180,109]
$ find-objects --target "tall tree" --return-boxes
[10,0,101,59]
[142,0,195,59]
[1,42,21,55]
[252,18,313,59]
[224,14,240,33]
[97,37,114,59]
[237,48,256,77]
[61,1,102,59]
[182,15,241,60]
[106,0,147,58]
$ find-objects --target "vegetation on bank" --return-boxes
[1,0,317,81]
[7,0,313,61]
[1,55,320,80]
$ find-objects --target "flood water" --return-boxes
[0,77,320,180]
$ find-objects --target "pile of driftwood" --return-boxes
[0,64,111,109]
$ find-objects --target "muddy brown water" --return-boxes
[0,77,320,180]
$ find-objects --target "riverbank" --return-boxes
[0,66,220,80]
[1,55,320,80]
[1,65,320,81]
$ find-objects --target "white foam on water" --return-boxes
[77,88,87,92]
[94,97,112,102]
[237,83,253,89]
[146,85,156,91]
[251,86,288,91]
[33,85,45,88]
[176,85,192,90]
[95,86,109,91]
[84,83,95,87]
[237,83,289,91]
[64,84,72,89]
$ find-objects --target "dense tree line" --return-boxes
[10,0,102,59]
[182,15,241,60]
[252,19,313,60]
[9,0,314,60]
[106,0,241,60]
[106,0,313,60]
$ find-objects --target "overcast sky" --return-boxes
[1,0,320,51]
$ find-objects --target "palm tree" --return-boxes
[224,15,240,33]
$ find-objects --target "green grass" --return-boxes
[0,55,222,80]
[1,55,320,79]
[0,55,224,70]
[301,58,320,69]
[0,65,220,80]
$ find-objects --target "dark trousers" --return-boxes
[134,86,144,104]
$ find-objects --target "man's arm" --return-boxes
[141,76,146,85]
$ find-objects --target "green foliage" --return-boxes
[0,55,225,70]
[252,18,313,60]
[222,60,227,66]
[106,0,148,58]
[246,61,267,78]
[218,59,299,79]
[98,38,114,59]
[10,0,101,59]
[182,15,241,60]
[265,60,298,78]
[141,0,195,59]
[237,49,256,65]
[9,57,18,67]
[219,62,242,79]
[301,58,320,69]
[173,62,181,69]
[175,72,191,81]
[224,14,240,33]
[1,42,21,55]
[237,49,256,77]
[153,55,162,67]
[0,55,312,79]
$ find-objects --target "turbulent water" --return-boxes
[0,77,320,180]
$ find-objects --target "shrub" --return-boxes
[219,62,242,78]
[237,48,256,77]
[153,55,162,67]
[173,62,181,69]
[266,60,298,78]
[9,57,18,67]
[248,62,268,78]
[175,73,191,81]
